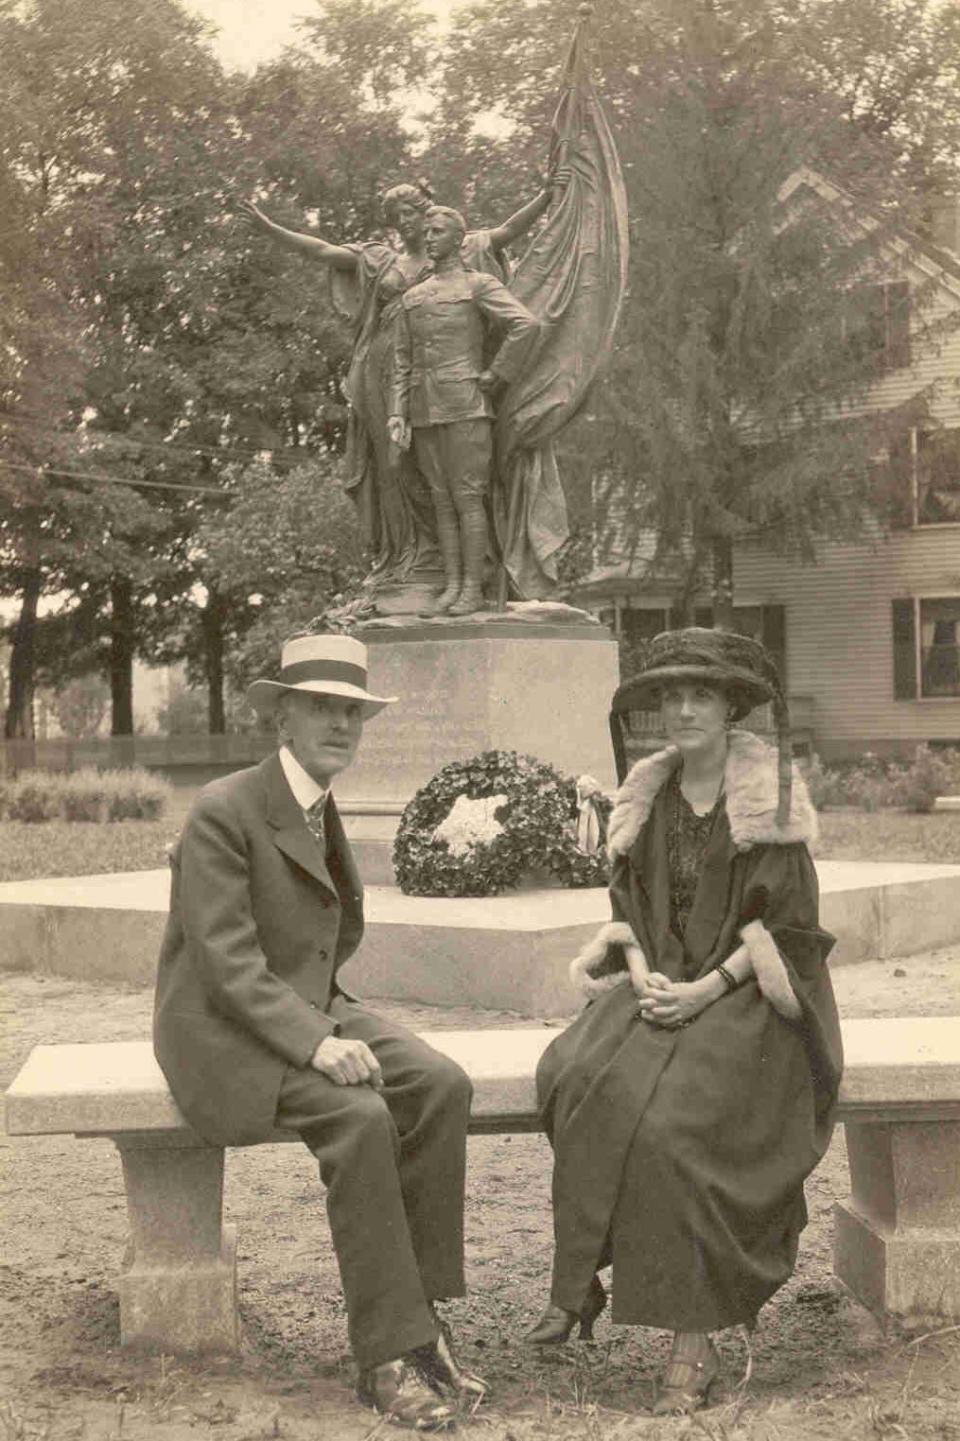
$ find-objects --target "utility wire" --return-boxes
[0,458,229,498]
[0,410,325,469]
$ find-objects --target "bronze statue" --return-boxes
[243,5,628,618]
[241,179,562,614]
[388,207,540,616]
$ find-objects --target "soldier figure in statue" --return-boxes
[241,181,560,615]
[388,207,540,617]
[242,4,627,616]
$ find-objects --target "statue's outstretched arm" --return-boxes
[486,167,570,252]
[239,199,359,271]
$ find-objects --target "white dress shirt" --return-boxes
[279,745,329,820]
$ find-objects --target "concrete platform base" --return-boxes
[2,859,960,1015]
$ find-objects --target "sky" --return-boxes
[186,0,463,72]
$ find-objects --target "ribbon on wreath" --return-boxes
[575,774,606,855]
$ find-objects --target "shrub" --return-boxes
[804,746,956,813]
[891,743,955,814]
[60,768,110,821]
[802,755,843,811]
[103,768,171,821]
[6,773,63,822]
[0,767,171,823]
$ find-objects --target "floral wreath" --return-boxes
[393,749,612,898]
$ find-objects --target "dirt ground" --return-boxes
[3,952,960,1441]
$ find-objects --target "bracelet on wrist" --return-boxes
[716,963,738,993]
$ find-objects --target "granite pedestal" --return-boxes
[338,618,619,880]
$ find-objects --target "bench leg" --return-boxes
[113,1134,239,1353]
[834,1119,960,1325]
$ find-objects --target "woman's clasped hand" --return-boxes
[634,971,720,1028]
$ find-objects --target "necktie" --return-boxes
[306,797,327,851]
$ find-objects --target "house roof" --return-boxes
[778,166,960,296]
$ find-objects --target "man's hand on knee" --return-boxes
[310,1036,384,1090]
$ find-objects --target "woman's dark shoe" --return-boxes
[525,1275,607,1345]
[356,1354,457,1430]
[651,1336,720,1415]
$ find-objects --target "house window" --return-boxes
[619,604,787,688]
[885,428,960,527]
[846,280,911,373]
[892,597,960,699]
[920,598,960,698]
[917,430,960,525]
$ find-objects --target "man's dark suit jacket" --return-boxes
[154,751,363,1146]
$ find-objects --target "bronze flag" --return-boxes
[493,7,629,599]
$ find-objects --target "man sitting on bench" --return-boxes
[154,633,486,1430]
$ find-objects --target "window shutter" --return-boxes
[886,281,911,370]
[761,605,787,687]
[891,599,918,700]
[865,284,888,369]
[886,430,915,528]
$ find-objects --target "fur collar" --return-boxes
[607,729,817,858]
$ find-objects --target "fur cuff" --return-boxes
[741,919,802,1020]
[569,921,649,998]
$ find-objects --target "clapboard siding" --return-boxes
[577,169,960,756]
[733,528,960,747]
[849,278,960,426]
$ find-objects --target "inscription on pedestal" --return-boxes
[340,627,619,803]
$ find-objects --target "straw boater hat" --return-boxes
[609,627,792,823]
[247,635,396,720]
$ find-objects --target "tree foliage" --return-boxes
[2,0,959,733]
[197,457,365,693]
[427,0,959,615]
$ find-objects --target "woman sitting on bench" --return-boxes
[529,628,843,1415]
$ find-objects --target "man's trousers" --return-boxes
[275,996,472,1369]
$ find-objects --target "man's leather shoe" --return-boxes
[356,1355,457,1430]
[420,1308,489,1408]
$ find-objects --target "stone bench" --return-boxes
[5,1018,960,1351]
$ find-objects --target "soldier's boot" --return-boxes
[420,514,462,616]
[448,507,487,616]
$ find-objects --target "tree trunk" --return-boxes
[4,568,41,739]
[202,591,226,735]
[711,534,735,630]
[110,576,135,735]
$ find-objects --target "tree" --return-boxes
[51,674,110,739]
[427,0,959,620]
[0,0,229,734]
[195,456,365,695]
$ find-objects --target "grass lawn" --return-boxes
[1,807,959,884]
[816,808,960,864]
[0,817,174,882]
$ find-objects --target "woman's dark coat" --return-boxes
[537,731,843,1331]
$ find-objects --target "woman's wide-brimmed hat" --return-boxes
[612,628,778,718]
[247,635,397,720]
[609,627,793,824]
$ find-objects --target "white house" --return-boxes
[575,169,960,761]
